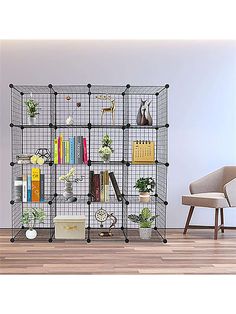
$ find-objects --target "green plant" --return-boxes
[25,99,39,117]
[98,134,114,161]
[21,208,46,229]
[128,207,158,228]
[134,177,155,193]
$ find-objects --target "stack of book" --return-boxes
[89,170,122,202]
[54,134,88,165]
[14,168,45,202]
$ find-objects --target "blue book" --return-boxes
[69,137,75,164]
[27,175,32,202]
[40,174,45,201]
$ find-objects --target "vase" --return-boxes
[136,102,143,125]
[140,108,149,126]
[26,229,37,240]
[28,116,37,125]
[139,192,150,203]
[63,181,73,200]
[139,228,152,240]
[145,103,153,126]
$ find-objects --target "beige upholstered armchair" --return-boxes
[182,166,236,239]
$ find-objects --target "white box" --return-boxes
[54,215,86,239]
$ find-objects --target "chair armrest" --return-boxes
[224,178,236,207]
[190,168,223,194]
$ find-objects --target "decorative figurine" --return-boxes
[30,148,51,165]
[136,99,153,126]
[96,95,116,125]
[65,96,71,101]
[66,115,74,125]
[59,167,84,203]
[76,102,81,108]
[95,208,118,237]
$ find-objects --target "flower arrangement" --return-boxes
[24,99,39,118]
[134,177,155,193]
[98,134,114,162]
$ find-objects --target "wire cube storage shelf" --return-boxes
[10,84,169,243]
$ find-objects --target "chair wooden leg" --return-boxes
[220,208,224,233]
[183,206,195,234]
[214,208,219,240]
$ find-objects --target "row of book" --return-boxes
[54,134,88,164]
[89,170,122,202]
[14,168,44,202]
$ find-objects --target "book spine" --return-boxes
[63,141,66,164]
[32,168,40,202]
[93,174,100,202]
[109,172,122,202]
[58,136,61,164]
[22,175,27,202]
[74,136,78,164]
[65,141,70,164]
[40,174,45,201]
[27,175,32,202]
[89,170,94,201]
[104,170,109,202]
[54,138,58,164]
[83,138,88,164]
[100,171,104,203]
[77,136,83,164]
[69,137,75,164]
[60,134,63,164]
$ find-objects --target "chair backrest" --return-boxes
[222,166,236,188]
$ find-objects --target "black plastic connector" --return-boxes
[126,123,130,128]
[10,200,14,205]
[20,126,24,130]
[155,92,159,96]
[48,84,53,88]
[87,123,92,129]
[10,238,15,243]
[125,201,129,206]
[126,162,130,167]
[120,226,124,230]
[54,92,58,96]
[165,84,169,89]
[121,159,125,164]
[9,84,14,88]
[122,92,125,96]
[20,92,24,96]
[87,200,91,205]
[87,160,91,166]
[153,226,157,230]
[48,238,53,243]
[87,83,91,88]
[165,162,169,167]
[165,123,169,128]
[10,162,14,166]
[9,123,14,127]
[164,201,168,205]
[126,84,130,88]
[154,193,158,197]
[122,125,125,130]
[54,126,57,130]
[48,201,52,205]
[125,238,129,243]
[54,193,58,197]
[49,161,53,166]
[155,160,158,164]
[88,91,91,96]
[49,123,53,128]
[87,238,91,243]
[163,239,168,243]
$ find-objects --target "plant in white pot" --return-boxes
[25,99,39,125]
[98,134,114,163]
[134,177,155,203]
[21,207,46,239]
[128,207,158,240]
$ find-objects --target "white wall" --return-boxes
[0,40,236,228]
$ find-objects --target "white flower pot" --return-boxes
[139,228,152,240]
[139,192,150,203]
[28,116,37,125]
[26,229,37,240]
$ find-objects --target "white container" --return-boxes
[139,228,152,240]
[139,192,150,203]
[54,215,86,239]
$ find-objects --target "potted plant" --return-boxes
[98,134,114,163]
[134,177,155,203]
[128,207,158,239]
[24,99,39,125]
[21,207,46,239]
[59,167,84,202]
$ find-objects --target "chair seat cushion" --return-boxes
[182,192,229,208]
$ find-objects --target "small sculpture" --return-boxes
[66,115,74,125]
[59,168,84,203]
[96,95,116,125]
[136,99,153,126]
[76,102,81,108]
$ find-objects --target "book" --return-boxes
[54,138,58,164]
[22,175,27,202]
[89,170,95,201]
[75,136,83,164]
[32,168,40,202]
[109,172,122,202]
[69,137,75,164]
[63,141,66,164]
[65,140,70,164]
[100,171,104,203]
[58,136,61,164]
[104,170,109,202]
[27,175,32,202]
[40,174,45,201]
[93,174,100,202]
[132,140,155,164]
[60,134,63,164]
[83,138,88,164]
[14,176,23,202]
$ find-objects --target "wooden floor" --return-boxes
[1,228,236,274]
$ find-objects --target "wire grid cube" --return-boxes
[10,84,168,243]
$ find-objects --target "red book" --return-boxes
[58,136,61,164]
[83,138,88,164]
[93,174,100,202]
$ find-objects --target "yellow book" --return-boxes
[132,140,155,164]
[32,168,40,202]
[54,138,58,164]
[60,134,63,163]
[65,141,70,164]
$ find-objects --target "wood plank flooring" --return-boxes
[1,228,236,274]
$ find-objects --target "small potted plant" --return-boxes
[134,177,155,203]
[21,207,46,239]
[59,167,84,202]
[98,134,114,163]
[128,207,158,239]
[24,98,39,125]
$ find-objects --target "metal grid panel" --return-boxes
[91,85,126,95]
[53,85,88,94]
[128,86,164,95]
[157,88,168,126]
[13,85,51,94]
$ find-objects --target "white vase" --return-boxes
[139,192,150,203]
[63,181,73,200]
[26,229,37,240]
[28,116,37,125]
[139,228,152,240]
